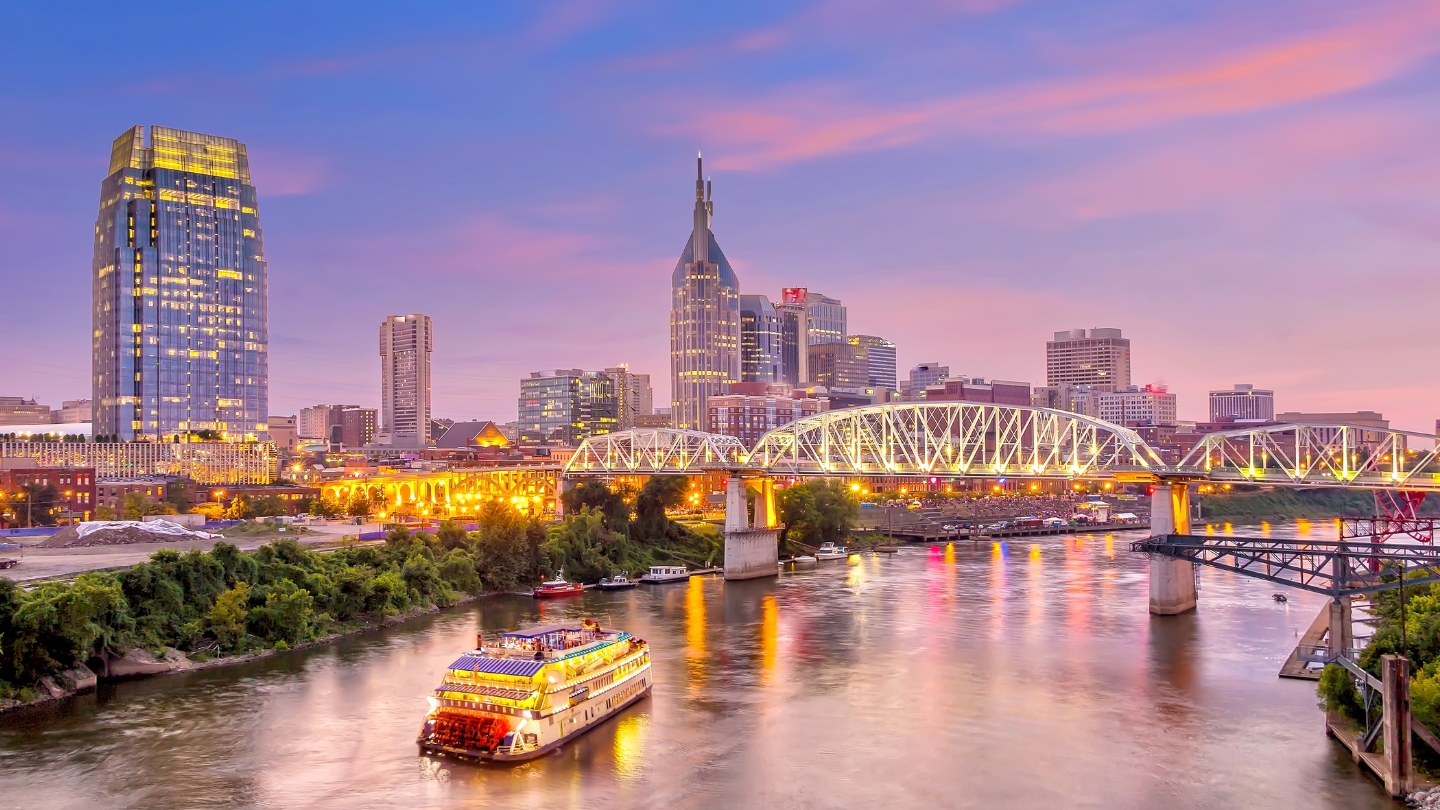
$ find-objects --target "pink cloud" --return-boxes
[656,0,1440,170]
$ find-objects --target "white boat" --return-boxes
[815,543,848,561]
[791,555,817,566]
[639,565,690,584]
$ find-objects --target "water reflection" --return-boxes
[0,525,1397,810]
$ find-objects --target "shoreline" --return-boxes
[0,590,495,717]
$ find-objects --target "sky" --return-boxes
[1,0,1438,430]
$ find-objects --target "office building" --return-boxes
[519,369,618,445]
[848,335,897,391]
[604,365,654,430]
[0,398,52,426]
[1098,384,1177,427]
[901,362,950,400]
[0,467,96,524]
[670,156,740,431]
[379,314,433,447]
[1275,411,1389,450]
[92,126,269,441]
[807,343,870,390]
[740,295,783,384]
[0,440,274,484]
[1031,384,1101,418]
[926,378,1031,407]
[776,287,847,384]
[1209,384,1275,422]
[300,404,378,446]
[267,415,297,453]
[1046,328,1131,393]
[708,383,828,446]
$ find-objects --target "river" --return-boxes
[0,523,1397,809]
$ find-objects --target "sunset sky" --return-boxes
[3,0,1438,430]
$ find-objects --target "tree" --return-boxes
[250,495,287,517]
[17,482,61,527]
[346,494,371,517]
[309,497,343,519]
[225,495,255,520]
[246,580,316,645]
[632,476,690,542]
[121,492,175,521]
[208,582,251,651]
[777,480,858,549]
[563,481,630,534]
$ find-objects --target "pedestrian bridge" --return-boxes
[564,403,1440,492]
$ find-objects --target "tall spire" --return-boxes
[696,152,704,200]
[692,152,710,264]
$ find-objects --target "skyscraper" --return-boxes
[519,370,618,444]
[848,335,897,391]
[92,126,269,441]
[777,288,847,384]
[604,365,654,430]
[379,314,433,447]
[740,295,783,384]
[1046,328,1131,393]
[670,156,740,430]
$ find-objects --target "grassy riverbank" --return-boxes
[1196,487,1440,521]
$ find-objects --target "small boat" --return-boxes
[815,542,848,560]
[532,570,585,598]
[639,565,691,584]
[1273,593,1288,603]
[874,545,899,554]
[792,555,817,566]
[417,619,652,762]
[598,574,638,591]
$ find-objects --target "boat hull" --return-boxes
[598,582,638,590]
[532,586,585,598]
[418,677,653,763]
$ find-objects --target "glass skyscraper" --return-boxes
[669,156,740,430]
[740,295,782,384]
[92,126,269,441]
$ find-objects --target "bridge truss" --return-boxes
[1180,424,1440,492]
[1133,533,1440,597]
[746,403,1163,478]
[563,428,746,475]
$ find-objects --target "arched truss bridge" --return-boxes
[564,405,1440,492]
[1181,423,1440,491]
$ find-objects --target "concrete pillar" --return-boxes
[724,476,748,532]
[1149,481,1197,615]
[753,478,777,529]
[1381,655,1413,797]
[1328,598,1354,658]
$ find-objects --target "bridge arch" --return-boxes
[565,428,747,474]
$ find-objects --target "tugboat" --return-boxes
[598,574,638,591]
[532,570,585,598]
[417,619,652,762]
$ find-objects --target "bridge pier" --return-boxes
[1148,481,1197,615]
[723,475,780,581]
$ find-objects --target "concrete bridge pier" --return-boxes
[723,475,780,581]
[1148,481,1197,615]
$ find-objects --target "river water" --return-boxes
[0,523,1398,809]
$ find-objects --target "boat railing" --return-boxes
[502,731,540,755]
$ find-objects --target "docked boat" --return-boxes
[815,542,848,560]
[417,619,652,762]
[791,555,817,566]
[639,565,690,584]
[532,571,584,598]
[598,574,638,590]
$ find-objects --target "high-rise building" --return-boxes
[379,314,433,447]
[518,369,618,445]
[1098,384,1176,427]
[740,295,783,384]
[848,335,897,391]
[670,156,741,431]
[1046,328,1131,393]
[604,365,654,430]
[93,126,269,441]
[267,415,297,453]
[807,343,870,390]
[299,404,378,447]
[1209,384,1275,422]
[776,288,847,385]
[901,362,949,400]
[1031,384,1101,418]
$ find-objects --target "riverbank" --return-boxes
[1196,487,1440,521]
[0,590,490,716]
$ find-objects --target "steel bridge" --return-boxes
[563,404,1440,492]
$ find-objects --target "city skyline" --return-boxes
[4,2,1440,431]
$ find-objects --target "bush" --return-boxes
[1317,663,1364,721]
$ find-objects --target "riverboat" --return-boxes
[417,619,652,762]
[598,574,637,590]
[532,571,584,598]
[815,543,848,560]
[639,565,690,584]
